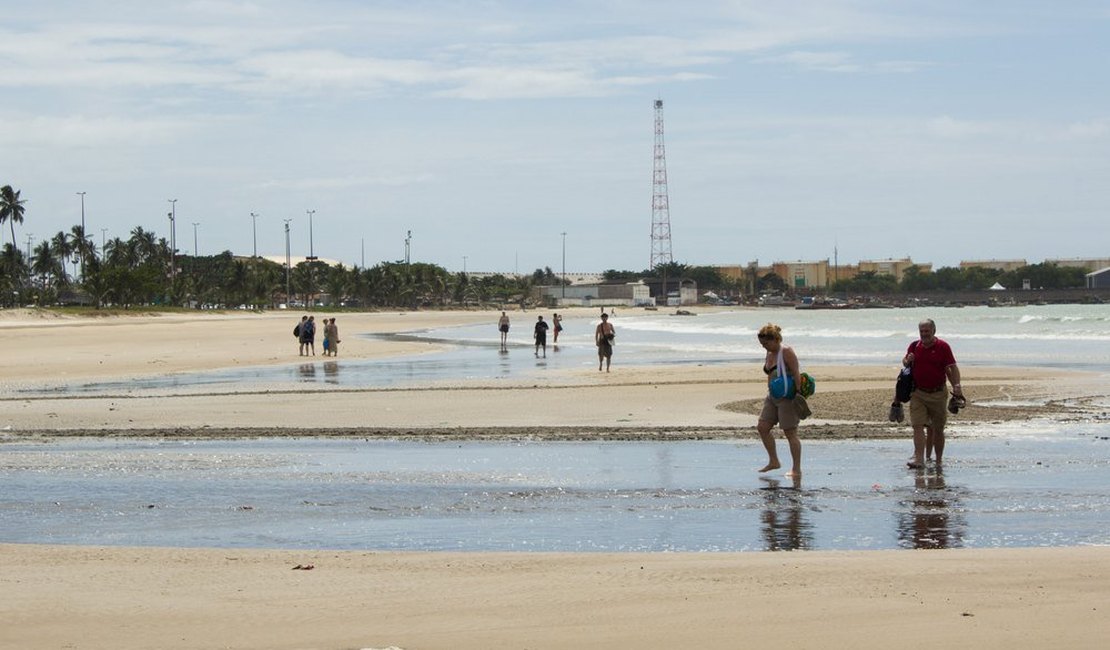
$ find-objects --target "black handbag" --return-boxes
[895,366,914,403]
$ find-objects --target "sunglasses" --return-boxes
[757,333,775,340]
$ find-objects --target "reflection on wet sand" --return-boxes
[758,476,814,551]
[896,467,966,549]
[297,363,317,380]
[323,361,339,383]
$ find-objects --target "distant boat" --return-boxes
[758,294,795,307]
[795,296,858,310]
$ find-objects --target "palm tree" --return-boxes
[324,263,349,306]
[129,227,160,264]
[104,237,134,267]
[70,224,94,278]
[0,185,27,245]
[1,242,27,304]
[81,256,111,308]
[51,230,74,284]
[31,240,62,286]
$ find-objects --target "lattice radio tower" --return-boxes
[650,99,673,269]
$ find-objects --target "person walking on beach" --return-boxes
[552,313,563,343]
[498,311,510,350]
[595,312,615,372]
[296,315,309,356]
[903,319,964,468]
[755,323,803,477]
[325,318,340,356]
[534,315,549,358]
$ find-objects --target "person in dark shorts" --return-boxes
[533,315,549,358]
[297,315,310,356]
[498,311,510,350]
[303,316,316,356]
[595,312,614,372]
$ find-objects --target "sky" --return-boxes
[2,0,1108,275]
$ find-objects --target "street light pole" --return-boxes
[192,222,199,257]
[561,231,567,299]
[76,191,86,278]
[250,212,260,258]
[305,210,316,308]
[100,229,108,259]
[284,219,292,306]
[167,199,177,286]
[306,210,316,260]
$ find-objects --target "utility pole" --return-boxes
[192,222,199,257]
[100,229,108,259]
[250,212,260,258]
[76,191,87,278]
[305,210,316,308]
[561,232,567,299]
[167,199,177,287]
[306,210,316,261]
[284,219,292,306]
[405,230,411,265]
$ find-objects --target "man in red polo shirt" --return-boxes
[902,319,964,468]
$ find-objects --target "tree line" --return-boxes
[0,184,1090,309]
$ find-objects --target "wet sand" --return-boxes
[1,307,1108,649]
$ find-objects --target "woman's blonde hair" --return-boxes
[758,323,782,342]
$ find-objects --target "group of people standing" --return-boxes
[756,318,963,478]
[497,310,615,371]
[290,311,964,476]
[295,315,340,357]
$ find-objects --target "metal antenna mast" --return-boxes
[650,99,673,269]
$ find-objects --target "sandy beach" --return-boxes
[1,307,1107,649]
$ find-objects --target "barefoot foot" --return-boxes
[758,462,781,473]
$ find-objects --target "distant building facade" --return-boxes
[538,281,654,307]
[771,260,829,289]
[1048,258,1110,272]
[1087,267,1110,289]
[858,258,931,283]
[960,259,1028,272]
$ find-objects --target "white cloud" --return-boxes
[1063,118,1110,139]
[256,173,436,192]
[0,113,198,148]
[761,50,860,72]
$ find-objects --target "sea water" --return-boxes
[42,304,1110,393]
[1,434,1107,551]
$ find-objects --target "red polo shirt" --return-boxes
[907,338,956,390]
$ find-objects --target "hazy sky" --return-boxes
[2,1,1107,274]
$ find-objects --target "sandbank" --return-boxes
[0,307,1099,439]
